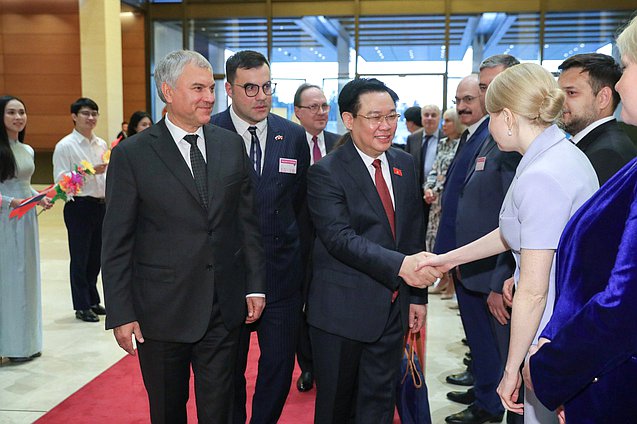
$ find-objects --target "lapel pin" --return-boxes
[275,135,284,141]
[393,167,402,176]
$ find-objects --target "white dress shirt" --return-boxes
[164,114,206,175]
[306,131,327,165]
[52,129,108,198]
[353,144,395,207]
[229,106,268,172]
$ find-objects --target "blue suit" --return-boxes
[211,108,310,424]
[435,117,521,417]
[530,158,637,423]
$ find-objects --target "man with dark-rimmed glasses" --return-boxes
[211,50,310,424]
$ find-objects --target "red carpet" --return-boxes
[35,334,315,423]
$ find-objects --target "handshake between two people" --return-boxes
[398,251,455,288]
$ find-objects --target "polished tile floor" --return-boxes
[0,195,469,423]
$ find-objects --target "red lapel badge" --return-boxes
[393,167,402,176]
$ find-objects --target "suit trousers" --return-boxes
[296,309,313,373]
[137,298,240,424]
[454,274,508,416]
[233,294,302,424]
[309,301,403,424]
[63,198,104,310]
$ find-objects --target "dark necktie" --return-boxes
[454,129,470,156]
[183,134,208,208]
[372,159,395,239]
[248,126,262,176]
[421,134,433,184]
[312,135,322,163]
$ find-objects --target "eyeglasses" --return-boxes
[233,82,277,97]
[298,103,331,114]
[453,95,477,105]
[78,110,99,118]
[354,113,401,127]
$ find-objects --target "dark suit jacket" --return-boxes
[102,119,265,342]
[405,128,443,187]
[577,119,637,185]
[211,108,310,303]
[455,136,521,294]
[324,130,339,154]
[306,139,427,343]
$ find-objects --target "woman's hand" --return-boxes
[424,188,437,204]
[497,369,524,415]
[39,197,53,210]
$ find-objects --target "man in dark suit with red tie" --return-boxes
[102,50,265,423]
[210,50,310,424]
[306,78,441,423]
[292,82,340,392]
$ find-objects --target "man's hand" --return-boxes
[399,253,442,288]
[245,296,265,324]
[113,321,144,355]
[487,291,510,325]
[557,405,565,424]
[502,277,515,308]
[94,163,108,174]
[423,189,437,204]
[408,304,427,333]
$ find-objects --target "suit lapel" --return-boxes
[387,149,405,243]
[260,114,285,188]
[576,120,613,153]
[204,124,221,217]
[463,135,496,185]
[340,141,395,241]
[148,120,202,208]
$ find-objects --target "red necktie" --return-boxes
[372,159,395,239]
[312,135,322,164]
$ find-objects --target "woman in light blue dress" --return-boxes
[0,96,50,363]
[420,64,599,423]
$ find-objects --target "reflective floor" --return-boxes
[0,193,468,423]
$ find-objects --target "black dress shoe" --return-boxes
[446,370,474,386]
[447,388,475,405]
[445,404,503,423]
[91,304,107,315]
[8,356,33,363]
[30,352,42,359]
[462,338,469,346]
[76,309,100,322]
[296,371,314,392]
[464,357,472,367]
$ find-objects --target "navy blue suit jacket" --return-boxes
[306,139,427,342]
[211,108,310,303]
[455,135,520,294]
[324,130,339,153]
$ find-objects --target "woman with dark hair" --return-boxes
[126,111,153,137]
[0,95,51,363]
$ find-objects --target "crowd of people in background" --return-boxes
[2,13,637,424]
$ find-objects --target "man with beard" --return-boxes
[559,53,637,184]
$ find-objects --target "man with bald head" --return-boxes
[435,55,522,424]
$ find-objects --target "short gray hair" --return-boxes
[154,50,212,103]
[479,54,520,71]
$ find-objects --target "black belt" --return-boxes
[75,196,105,204]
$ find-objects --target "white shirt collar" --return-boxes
[571,116,615,145]
[164,114,205,143]
[466,115,488,138]
[353,142,388,169]
[229,105,267,138]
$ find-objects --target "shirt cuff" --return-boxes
[246,293,265,298]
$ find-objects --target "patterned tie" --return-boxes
[312,135,322,164]
[183,134,208,209]
[248,126,262,176]
[372,159,395,239]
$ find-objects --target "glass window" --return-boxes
[151,20,183,120]
[542,10,634,72]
